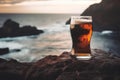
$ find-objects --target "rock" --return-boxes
[0,72,24,80]
[0,58,32,80]
[10,49,21,53]
[66,0,120,31]
[0,19,44,38]
[0,50,120,80]
[81,0,120,31]
[0,48,9,55]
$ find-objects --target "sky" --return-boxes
[0,0,102,14]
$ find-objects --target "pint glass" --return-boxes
[70,16,93,60]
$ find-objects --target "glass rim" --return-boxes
[70,16,92,24]
[71,16,92,19]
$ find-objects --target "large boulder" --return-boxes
[0,19,44,38]
[0,50,120,80]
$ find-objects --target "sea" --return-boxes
[0,13,120,62]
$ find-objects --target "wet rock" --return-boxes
[10,49,21,53]
[0,19,44,38]
[0,48,9,55]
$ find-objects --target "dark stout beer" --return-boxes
[70,16,92,60]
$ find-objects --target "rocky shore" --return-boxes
[0,49,120,80]
[0,19,44,38]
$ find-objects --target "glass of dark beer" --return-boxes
[70,16,93,60]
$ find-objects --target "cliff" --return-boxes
[66,0,120,31]
[81,0,120,31]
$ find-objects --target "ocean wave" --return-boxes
[0,29,120,62]
[101,30,113,35]
[38,23,69,33]
[0,42,23,50]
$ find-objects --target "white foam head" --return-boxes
[71,16,92,24]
